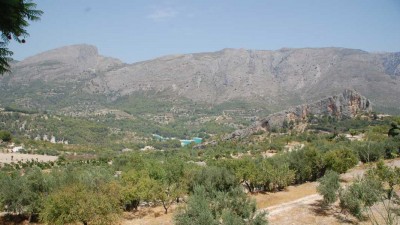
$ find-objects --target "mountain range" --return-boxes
[1,44,399,114]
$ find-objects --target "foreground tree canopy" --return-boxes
[0,0,42,74]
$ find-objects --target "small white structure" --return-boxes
[140,146,155,151]
[43,134,49,141]
[50,136,56,143]
[12,146,24,153]
[121,148,132,152]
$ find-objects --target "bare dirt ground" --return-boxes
[121,205,177,225]
[254,182,359,225]
[253,182,318,209]
[0,153,58,164]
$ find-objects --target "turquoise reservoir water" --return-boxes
[193,137,202,144]
[180,140,193,146]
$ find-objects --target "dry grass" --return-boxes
[121,205,177,225]
[267,201,359,225]
[252,182,318,208]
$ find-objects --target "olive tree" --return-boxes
[339,161,400,224]
[40,182,122,225]
[175,185,268,225]
[317,170,340,207]
[0,167,49,222]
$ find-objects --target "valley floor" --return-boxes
[121,159,400,225]
[0,159,398,225]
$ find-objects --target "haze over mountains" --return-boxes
[1,44,400,114]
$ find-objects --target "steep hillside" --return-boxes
[1,45,399,114]
[226,89,372,139]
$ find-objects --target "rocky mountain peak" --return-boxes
[7,44,123,83]
[19,44,99,66]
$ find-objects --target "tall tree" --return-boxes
[0,0,42,74]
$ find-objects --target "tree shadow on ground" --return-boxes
[0,214,33,225]
[332,211,358,225]
[309,200,357,224]
[123,207,155,220]
[310,200,330,216]
[123,204,176,221]
[250,190,270,195]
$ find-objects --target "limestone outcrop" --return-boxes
[226,89,372,139]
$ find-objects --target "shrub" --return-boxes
[0,130,12,142]
[323,148,358,173]
[317,170,340,206]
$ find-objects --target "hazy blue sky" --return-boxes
[8,0,400,63]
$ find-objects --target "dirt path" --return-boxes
[262,194,322,216]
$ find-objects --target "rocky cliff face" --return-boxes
[226,90,372,139]
[2,44,400,113]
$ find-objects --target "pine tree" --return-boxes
[0,0,42,74]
